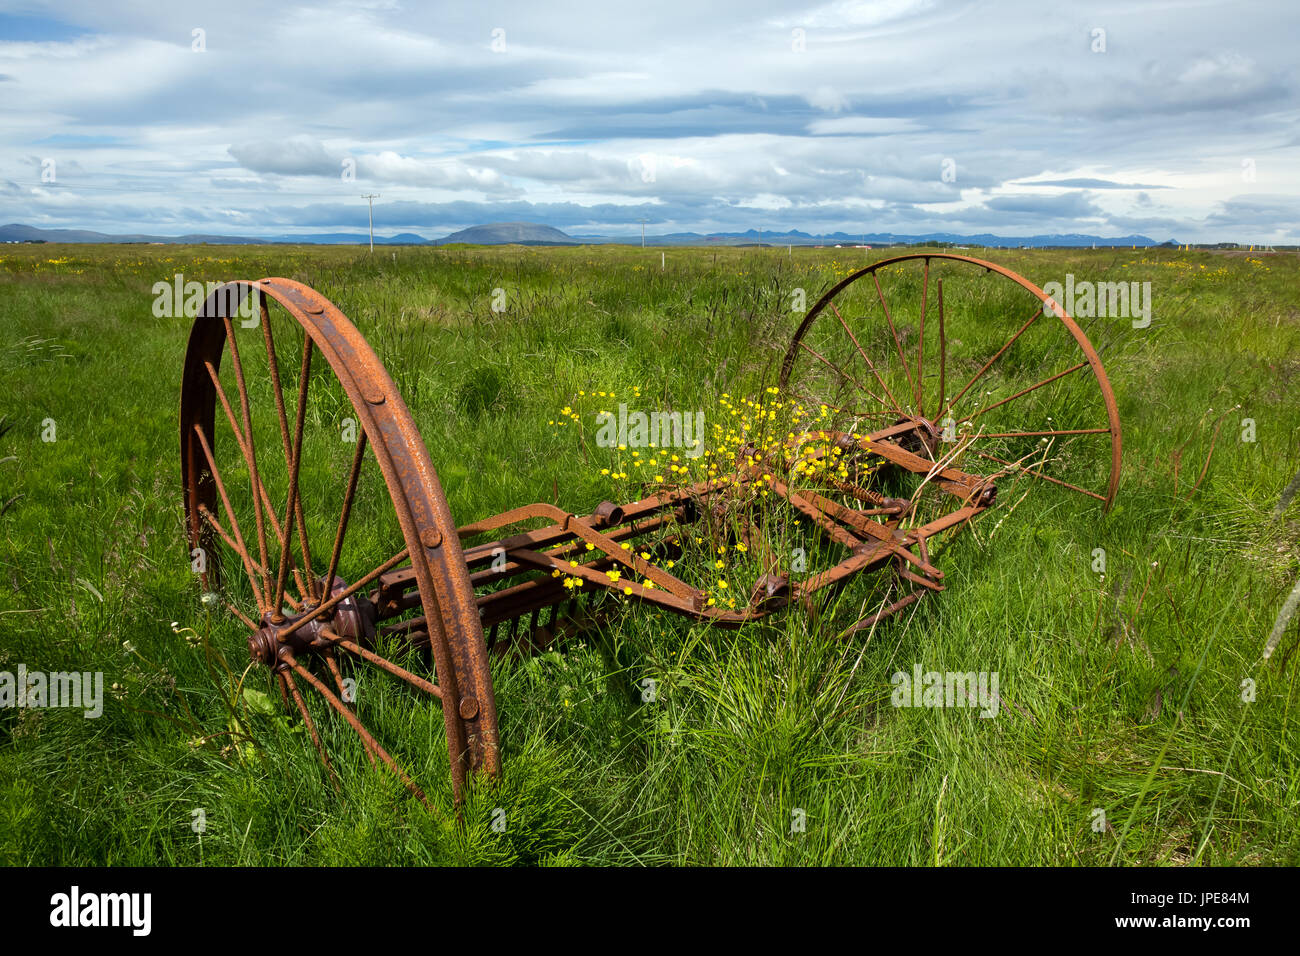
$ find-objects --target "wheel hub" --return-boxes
[248,576,378,671]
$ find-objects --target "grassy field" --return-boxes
[0,241,1297,866]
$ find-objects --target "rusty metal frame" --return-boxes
[180,255,1121,807]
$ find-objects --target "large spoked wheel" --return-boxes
[780,253,1122,509]
[179,278,498,805]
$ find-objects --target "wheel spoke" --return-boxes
[281,669,338,786]
[943,303,1043,419]
[321,626,442,698]
[287,656,431,807]
[221,317,273,602]
[916,257,928,417]
[259,290,313,604]
[872,271,918,414]
[276,332,317,608]
[222,597,259,632]
[197,504,270,577]
[192,423,268,612]
[323,649,378,766]
[963,427,1110,439]
[323,429,368,592]
[828,301,904,414]
[969,449,1107,501]
[796,338,888,410]
[276,548,410,643]
[788,388,895,423]
[937,278,946,421]
[275,334,316,615]
[959,361,1089,425]
[202,361,306,608]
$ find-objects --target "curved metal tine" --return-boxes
[281,669,339,790]
[258,289,313,604]
[288,657,432,809]
[192,423,269,613]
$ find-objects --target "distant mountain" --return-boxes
[433,222,578,245]
[0,223,272,244]
[0,224,436,245]
[0,221,1170,249]
[264,231,429,245]
[571,228,1165,248]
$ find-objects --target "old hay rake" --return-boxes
[180,253,1121,805]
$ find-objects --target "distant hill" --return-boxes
[433,222,578,245]
[274,231,429,245]
[0,223,272,244]
[572,228,1168,248]
[0,221,1173,249]
[0,223,433,245]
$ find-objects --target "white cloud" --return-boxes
[806,85,850,112]
[0,0,1296,241]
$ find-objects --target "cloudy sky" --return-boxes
[1,0,1297,241]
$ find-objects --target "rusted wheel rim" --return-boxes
[180,278,498,804]
[779,253,1122,510]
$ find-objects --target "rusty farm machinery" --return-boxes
[180,253,1121,805]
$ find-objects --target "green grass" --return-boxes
[0,242,1297,865]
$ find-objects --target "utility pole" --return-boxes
[362,194,379,252]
